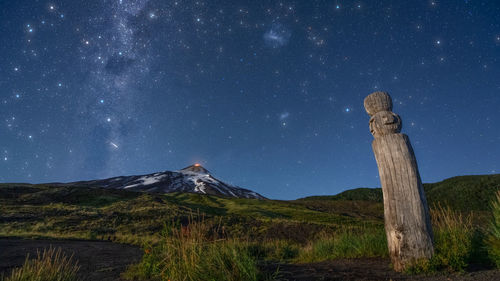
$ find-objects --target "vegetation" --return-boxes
[424,174,500,212]
[123,219,389,280]
[407,205,486,273]
[0,184,379,244]
[1,247,80,281]
[429,205,475,272]
[298,187,383,202]
[0,174,498,278]
[126,202,497,279]
[299,174,500,212]
[296,227,387,262]
[124,218,259,281]
[487,191,500,268]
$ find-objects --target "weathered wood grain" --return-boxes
[365,92,434,272]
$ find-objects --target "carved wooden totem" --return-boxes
[364,91,434,271]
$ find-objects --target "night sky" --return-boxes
[1,1,499,199]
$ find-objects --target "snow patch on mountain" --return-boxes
[124,173,167,189]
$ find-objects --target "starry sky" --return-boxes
[1,0,499,199]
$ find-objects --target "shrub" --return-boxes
[408,205,478,273]
[123,218,259,281]
[297,227,387,262]
[430,205,475,272]
[1,247,80,281]
[487,191,500,268]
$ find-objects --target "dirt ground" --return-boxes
[0,238,142,281]
[263,259,500,281]
[1,238,499,281]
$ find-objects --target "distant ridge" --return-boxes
[298,174,500,211]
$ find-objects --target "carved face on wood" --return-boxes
[369,110,402,137]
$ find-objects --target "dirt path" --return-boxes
[0,238,142,281]
[263,258,500,281]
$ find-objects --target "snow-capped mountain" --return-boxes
[56,164,266,199]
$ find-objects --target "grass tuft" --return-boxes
[487,191,500,268]
[296,227,388,263]
[1,247,80,281]
[430,204,475,272]
[407,205,476,273]
[123,218,259,281]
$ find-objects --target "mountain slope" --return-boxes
[49,164,265,199]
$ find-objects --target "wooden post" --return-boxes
[364,91,434,272]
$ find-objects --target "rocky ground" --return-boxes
[1,238,498,281]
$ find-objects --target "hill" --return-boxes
[298,174,500,212]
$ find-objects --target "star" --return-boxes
[0,0,497,201]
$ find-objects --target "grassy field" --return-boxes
[0,183,384,244]
[1,174,499,279]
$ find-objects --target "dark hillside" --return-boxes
[424,174,500,211]
[298,174,500,212]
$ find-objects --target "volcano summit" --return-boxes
[52,164,265,199]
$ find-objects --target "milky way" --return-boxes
[75,0,153,176]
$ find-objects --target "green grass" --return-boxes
[407,205,482,273]
[2,174,497,243]
[123,218,260,281]
[429,205,475,272]
[0,174,497,278]
[0,185,378,244]
[487,191,500,268]
[296,227,388,262]
[1,247,80,281]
